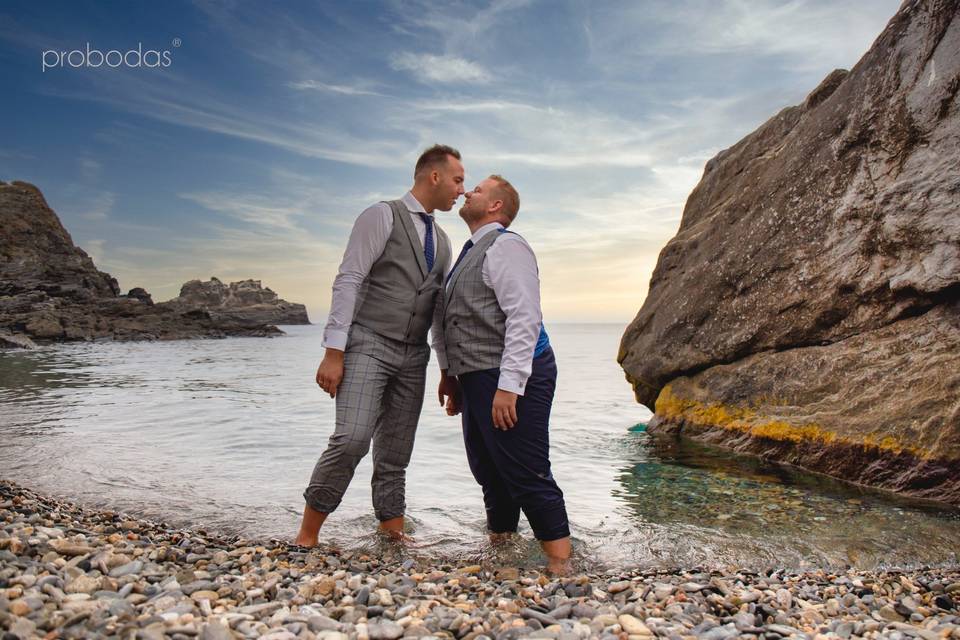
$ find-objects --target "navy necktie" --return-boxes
[418,213,435,272]
[446,239,474,284]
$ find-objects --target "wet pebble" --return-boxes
[367,620,403,640]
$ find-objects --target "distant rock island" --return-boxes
[0,181,310,348]
[619,1,959,504]
[169,277,309,326]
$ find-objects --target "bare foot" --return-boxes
[378,516,412,543]
[294,504,327,547]
[383,532,417,545]
[546,557,572,577]
[541,536,572,577]
[377,526,416,545]
[292,534,318,547]
[488,532,515,545]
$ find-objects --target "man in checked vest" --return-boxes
[295,144,462,545]
[436,175,572,574]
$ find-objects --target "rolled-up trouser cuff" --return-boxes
[303,489,340,515]
[486,504,521,534]
[527,502,570,541]
[375,509,405,522]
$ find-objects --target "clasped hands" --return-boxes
[439,373,518,430]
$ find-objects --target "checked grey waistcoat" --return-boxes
[353,200,450,345]
[443,228,510,376]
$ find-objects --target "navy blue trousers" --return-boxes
[458,348,570,541]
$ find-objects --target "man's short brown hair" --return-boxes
[414,144,461,178]
[489,174,520,224]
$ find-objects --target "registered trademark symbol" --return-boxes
[172,38,182,48]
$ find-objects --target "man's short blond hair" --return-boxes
[489,175,520,224]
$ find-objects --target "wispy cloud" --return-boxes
[418,99,546,114]
[582,0,898,75]
[83,239,106,264]
[390,52,491,84]
[36,71,411,169]
[0,148,38,162]
[393,98,663,170]
[390,0,535,49]
[0,12,63,53]
[79,157,101,181]
[288,80,385,97]
[178,191,305,231]
[676,1,892,70]
[79,190,114,221]
[177,165,373,237]
[56,182,115,223]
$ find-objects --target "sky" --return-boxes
[0,0,901,323]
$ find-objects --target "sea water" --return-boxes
[1,323,957,571]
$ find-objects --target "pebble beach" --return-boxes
[2,481,959,640]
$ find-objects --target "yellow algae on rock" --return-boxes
[654,384,932,461]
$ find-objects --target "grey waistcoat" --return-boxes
[352,200,450,345]
[442,228,508,376]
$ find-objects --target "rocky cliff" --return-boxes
[619,0,960,504]
[0,181,309,346]
[1,181,120,300]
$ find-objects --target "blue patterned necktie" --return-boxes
[446,239,474,284]
[418,213,435,272]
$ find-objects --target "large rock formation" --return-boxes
[619,0,960,504]
[0,181,309,345]
[168,277,309,325]
[1,181,121,301]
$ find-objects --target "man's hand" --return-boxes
[315,348,345,398]
[492,389,519,430]
[438,371,462,416]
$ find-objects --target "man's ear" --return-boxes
[430,170,442,185]
[490,199,504,216]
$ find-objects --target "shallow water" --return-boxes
[1,323,957,571]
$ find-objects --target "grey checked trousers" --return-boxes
[303,323,430,521]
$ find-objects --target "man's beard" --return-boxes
[459,204,481,224]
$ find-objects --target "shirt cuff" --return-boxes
[498,370,529,396]
[435,351,449,370]
[322,329,348,351]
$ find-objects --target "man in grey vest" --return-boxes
[436,175,571,574]
[295,145,461,545]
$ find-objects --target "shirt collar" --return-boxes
[402,191,429,216]
[470,221,504,244]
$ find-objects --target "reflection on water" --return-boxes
[1,324,958,572]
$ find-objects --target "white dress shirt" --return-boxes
[322,192,450,350]
[433,221,543,396]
